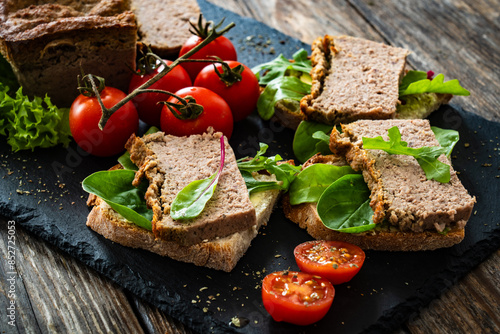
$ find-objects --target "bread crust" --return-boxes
[282,194,465,251]
[86,175,280,272]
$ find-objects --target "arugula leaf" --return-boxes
[362,126,450,183]
[399,71,470,96]
[252,49,312,85]
[237,143,301,193]
[317,174,376,233]
[257,76,311,120]
[0,83,71,152]
[82,170,153,230]
[170,137,225,220]
[289,164,357,205]
[240,170,282,194]
[292,120,334,163]
[431,126,459,158]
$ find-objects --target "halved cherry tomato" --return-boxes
[160,86,233,138]
[128,60,191,127]
[294,240,366,285]
[262,271,334,326]
[194,61,260,122]
[179,35,237,81]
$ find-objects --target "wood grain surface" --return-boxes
[1,0,499,333]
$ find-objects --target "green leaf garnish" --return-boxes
[399,71,470,96]
[292,120,334,163]
[170,136,225,220]
[252,49,312,85]
[257,76,311,120]
[289,164,357,205]
[362,126,450,183]
[237,143,301,193]
[317,174,375,233]
[431,126,459,158]
[0,83,71,152]
[82,170,153,230]
[240,170,282,194]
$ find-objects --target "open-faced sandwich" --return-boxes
[84,129,298,272]
[254,35,469,129]
[283,119,476,250]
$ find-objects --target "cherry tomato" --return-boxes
[179,35,237,81]
[128,60,191,127]
[160,86,233,138]
[194,61,260,122]
[262,271,335,326]
[69,87,138,157]
[294,240,366,285]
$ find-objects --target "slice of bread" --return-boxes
[300,35,409,125]
[282,194,465,251]
[87,173,280,272]
[125,131,257,247]
[130,0,200,58]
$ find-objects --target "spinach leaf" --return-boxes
[362,126,450,183]
[293,120,334,163]
[289,164,357,205]
[431,126,459,158]
[257,76,311,120]
[118,152,139,171]
[399,71,470,96]
[170,137,225,220]
[240,170,282,194]
[317,174,375,233]
[82,170,153,231]
[252,49,312,85]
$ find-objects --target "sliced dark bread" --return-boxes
[300,35,409,125]
[330,119,476,233]
[126,131,256,246]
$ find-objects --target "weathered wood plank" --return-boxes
[349,0,500,122]
[0,222,145,334]
[207,0,385,43]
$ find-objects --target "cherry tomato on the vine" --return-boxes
[128,60,191,127]
[69,87,138,157]
[179,35,237,81]
[262,270,335,326]
[160,86,233,138]
[194,61,260,122]
[294,240,366,285]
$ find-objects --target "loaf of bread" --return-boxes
[0,0,137,107]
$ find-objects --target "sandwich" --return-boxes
[283,119,476,251]
[254,35,468,129]
[85,130,282,272]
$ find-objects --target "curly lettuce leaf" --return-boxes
[399,71,470,97]
[0,83,71,152]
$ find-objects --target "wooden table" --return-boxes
[1,0,499,333]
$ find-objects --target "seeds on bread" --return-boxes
[126,131,257,246]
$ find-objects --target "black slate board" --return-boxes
[1,1,500,333]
